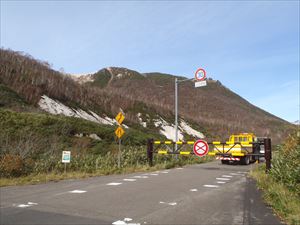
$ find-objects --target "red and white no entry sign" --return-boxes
[195,68,206,81]
[193,140,209,157]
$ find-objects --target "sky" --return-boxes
[1,1,299,122]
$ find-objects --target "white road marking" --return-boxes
[161,171,169,174]
[222,175,232,178]
[107,182,122,186]
[168,202,177,206]
[16,201,39,208]
[112,218,140,225]
[27,202,38,205]
[230,173,240,175]
[149,173,159,176]
[216,178,230,181]
[112,220,126,225]
[133,176,148,179]
[217,181,226,184]
[203,185,219,188]
[17,204,31,208]
[176,168,183,170]
[69,190,87,193]
[159,201,177,206]
[123,179,136,182]
[190,189,198,192]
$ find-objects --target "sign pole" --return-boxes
[64,163,67,174]
[118,138,121,169]
[175,78,178,153]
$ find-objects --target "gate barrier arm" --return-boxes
[146,138,272,173]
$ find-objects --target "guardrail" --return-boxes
[146,138,272,173]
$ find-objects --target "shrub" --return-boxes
[0,154,24,177]
[270,133,300,195]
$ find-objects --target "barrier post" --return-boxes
[264,138,272,173]
[147,139,154,167]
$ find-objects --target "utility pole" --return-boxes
[175,78,178,152]
[174,68,206,153]
[174,77,196,153]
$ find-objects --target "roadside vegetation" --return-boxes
[0,109,213,186]
[250,132,300,225]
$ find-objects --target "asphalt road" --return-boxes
[0,161,283,225]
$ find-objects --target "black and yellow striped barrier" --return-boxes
[147,138,270,172]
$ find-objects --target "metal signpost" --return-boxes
[62,151,71,173]
[115,112,125,168]
[174,68,207,152]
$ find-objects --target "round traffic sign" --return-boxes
[195,68,206,81]
[193,140,209,157]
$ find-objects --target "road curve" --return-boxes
[0,161,283,225]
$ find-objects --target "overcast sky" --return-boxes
[1,1,299,122]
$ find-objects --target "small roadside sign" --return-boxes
[195,68,206,81]
[115,112,125,125]
[115,126,125,139]
[62,151,71,163]
[195,80,207,88]
[193,140,209,157]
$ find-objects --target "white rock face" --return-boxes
[153,117,184,141]
[137,113,147,128]
[180,120,204,138]
[38,95,128,127]
[69,73,95,84]
[153,117,204,141]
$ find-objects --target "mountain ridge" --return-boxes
[0,48,295,143]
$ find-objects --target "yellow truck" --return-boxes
[209,133,264,165]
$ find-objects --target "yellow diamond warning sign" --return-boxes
[115,112,125,125]
[115,126,125,139]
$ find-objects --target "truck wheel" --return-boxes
[221,160,229,165]
[241,156,250,165]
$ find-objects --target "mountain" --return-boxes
[0,49,295,145]
[293,120,300,125]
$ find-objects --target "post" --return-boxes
[147,139,153,167]
[264,138,272,173]
[64,163,67,174]
[118,138,121,168]
[175,78,178,152]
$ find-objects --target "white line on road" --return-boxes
[133,176,148,179]
[159,201,177,206]
[123,179,136,182]
[230,173,240,175]
[107,183,122,186]
[168,202,177,206]
[17,204,31,208]
[176,168,183,170]
[222,175,232,178]
[27,202,38,205]
[16,202,38,208]
[216,178,230,181]
[149,173,159,176]
[69,190,87,193]
[161,171,169,174]
[112,218,140,225]
[217,181,226,184]
[203,185,219,188]
[190,189,198,192]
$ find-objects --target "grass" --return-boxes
[250,163,300,225]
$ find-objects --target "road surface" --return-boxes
[0,161,283,225]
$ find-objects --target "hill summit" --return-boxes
[0,49,295,144]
